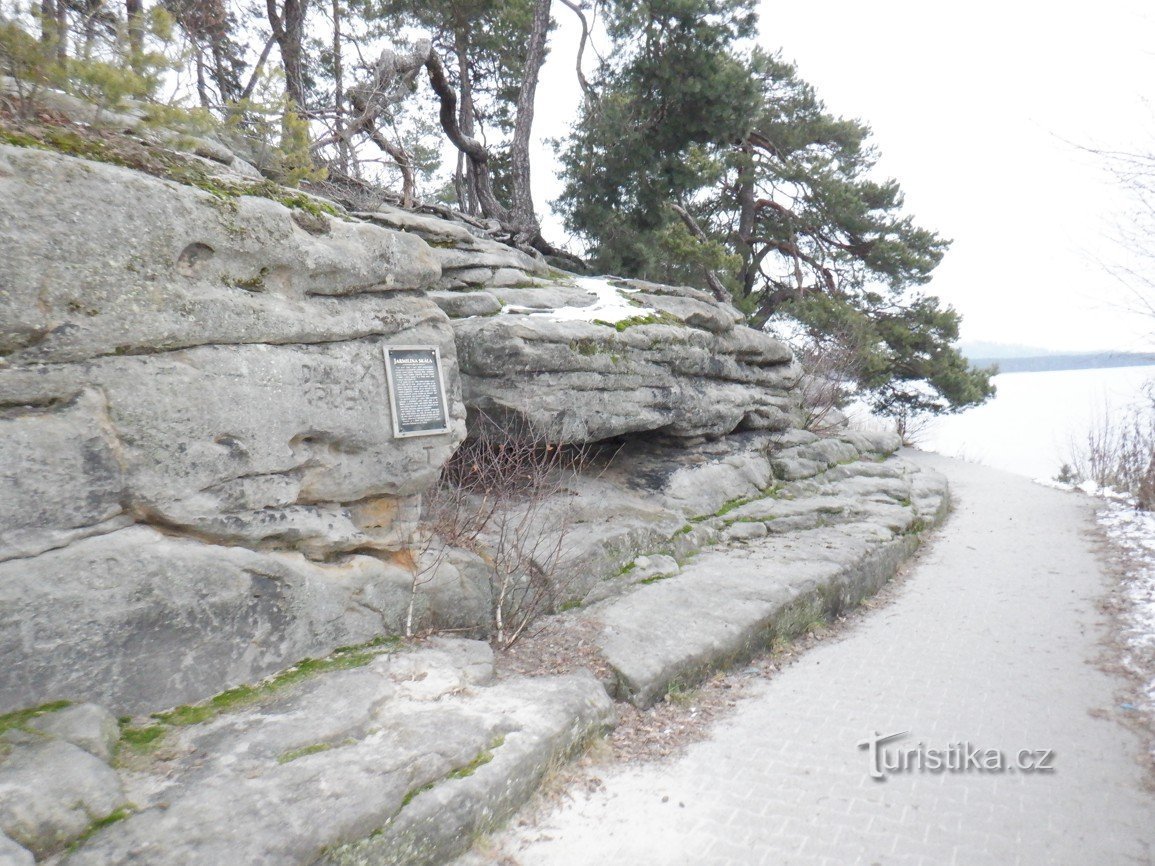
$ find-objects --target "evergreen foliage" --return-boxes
[556,0,993,419]
[0,0,991,416]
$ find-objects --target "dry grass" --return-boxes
[1066,385,1155,509]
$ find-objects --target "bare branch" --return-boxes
[424,47,509,221]
[669,202,731,302]
[509,0,552,232]
[558,0,594,98]
[238,34,277,103]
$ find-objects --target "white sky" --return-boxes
[530,0,1155,352]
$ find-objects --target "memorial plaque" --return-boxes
[383,346,451,438]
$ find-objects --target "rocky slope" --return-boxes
[0,142,467,713]
[0,116,948,866]
[0,132,804,715]
[360,206,801,443]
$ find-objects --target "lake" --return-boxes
[914,365,1155,482]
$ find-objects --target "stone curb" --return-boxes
[587,453,950,709]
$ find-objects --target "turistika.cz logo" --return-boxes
[858,730,1056,780]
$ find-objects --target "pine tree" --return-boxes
[557,0,994,421]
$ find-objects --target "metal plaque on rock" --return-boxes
[383,345,451,438]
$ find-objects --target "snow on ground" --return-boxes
[1095,500,1155,715]
[500,276,656,324]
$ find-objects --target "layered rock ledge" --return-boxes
[0,124,952,866]
[0,144,469,713]
[1,136,806,714]
[363,207,802,443]
[0,435,946,866]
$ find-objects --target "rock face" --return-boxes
[353,209,801,442]
[0,135,808,717]
[0,739,127,858]
[589,451,949,707]
[451,276,800,443]
[27,703,120,763]
[522,426,908,611]
[0,144,469,713]
[356,205,552,291]
[0,113,963,866]
[0,831,34,866]
[62,639,613,866]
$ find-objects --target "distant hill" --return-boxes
[964,352,1155,374]
[959,341,1069,360]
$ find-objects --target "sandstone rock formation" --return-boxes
[0,144,468,714]
[0,132,810,714]
[358,208,803,443]
[0,101,956,866]
[59,640,613,866]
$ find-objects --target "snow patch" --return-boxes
[501,276,656,324]
[1096,501,1155,713]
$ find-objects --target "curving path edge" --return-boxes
[484,451,1155,866]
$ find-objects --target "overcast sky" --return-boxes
[532,0,1155,352]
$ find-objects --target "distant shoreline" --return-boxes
[967,353,1155,374]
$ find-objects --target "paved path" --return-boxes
[489,452,1155,865]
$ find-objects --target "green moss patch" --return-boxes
[447,735,504,780]
[689,485,782,524]
[593,311,683,331]
[639,573,674,586]
[82,806,133,838]
[400,781,435,808]
[0,699,71,736]
[115,639,400,759]
[902,517,928,536]
[70,805,136,851]
[0,118,339,218]
[397,734,507,812]
[572,338,600,357]
[144,635,402,731]
[223,266,269,292]
[277,742,336,764]
[117,721,167,752]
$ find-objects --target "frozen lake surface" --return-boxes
[916,365,1155,482]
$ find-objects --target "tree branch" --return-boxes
[425,47,509,221]
[238,34,277,103]
[558,0,594,98]
[669,202,730,302]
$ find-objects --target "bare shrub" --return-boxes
[785,324,865,435]
[1066,384,1155,509]
[889,404,935,447]
[412,416,595,648]
[793,346,856,435]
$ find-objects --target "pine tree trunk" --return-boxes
[126,0,144,72]
[425,48,508,222]
[267,0,309,112]
[331,0,348,174]
[736,148,758,304]
[453,26,478,216]
[56,9,67,60]
[509,0,551,235]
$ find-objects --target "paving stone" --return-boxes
[485,453,1155,864]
